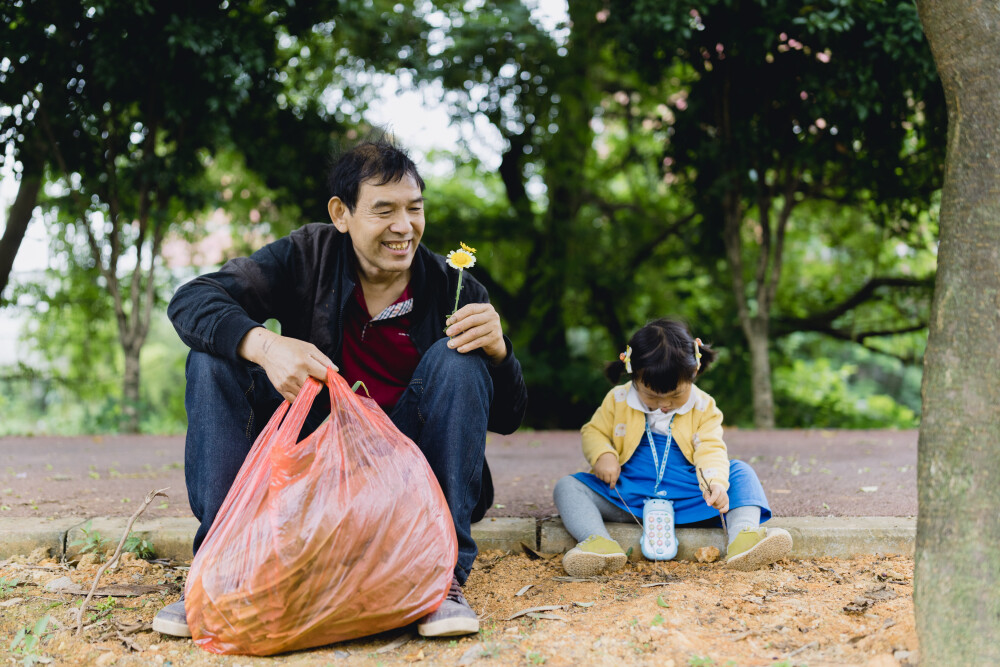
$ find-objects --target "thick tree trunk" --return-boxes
[747,321,775,428]
[0,154,43,303]
[914,2,1000,663]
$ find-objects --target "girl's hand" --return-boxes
[593,452,622,489]
[703,483,730,513]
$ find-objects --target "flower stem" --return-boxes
[452,269,464,315]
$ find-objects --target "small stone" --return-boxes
[77,553,102,572]
[43,576,75,593]
[27,547,50,564]
[695,546,721,563]
[95,652,117,666]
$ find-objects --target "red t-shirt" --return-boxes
[341,283,420,412]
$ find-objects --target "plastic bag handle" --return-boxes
[272,367,363,445]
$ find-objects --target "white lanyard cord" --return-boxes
[645,414,674,496]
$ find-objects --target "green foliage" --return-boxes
[0,576,20,597]
[2,0,413,431]
[68,520,108,558]
[0,306,189,435]
[773,356,917,428]
[8,615,54,666]
[123,534,156,560]
[1,1,941,432]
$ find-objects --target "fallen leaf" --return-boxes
[43,579,165,597]
[520,542,559,560]
[865,584,899,601]
[515,585,533,597]
[656,595,669,608]
[0,597,24,607]
[553,576,598,583]
[506,604,567,621]
[771,489,791,494]
[860,486,879,493]
[573,601,595,607]
[375,632,414,654]
[526,612,567,621]
[844,597,875,613]
[403,649,425,662]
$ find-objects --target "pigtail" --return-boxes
[604,359,627,384]
[693,340,718,378]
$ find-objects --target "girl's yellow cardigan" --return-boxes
[580,382,731,490]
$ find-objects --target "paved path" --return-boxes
[0,429,916,522]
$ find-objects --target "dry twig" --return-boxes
[74,487,169,635]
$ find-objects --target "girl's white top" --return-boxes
[626,385,696,435]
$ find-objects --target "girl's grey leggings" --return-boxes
[553,474,759,546]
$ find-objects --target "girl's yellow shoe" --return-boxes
[725,527,793,571]
[562,535,628,577]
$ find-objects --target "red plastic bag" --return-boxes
[185,368,457,655]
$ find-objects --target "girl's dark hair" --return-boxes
[605,318,717,392]
[326,128,426,213]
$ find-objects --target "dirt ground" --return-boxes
[0,547,917,667]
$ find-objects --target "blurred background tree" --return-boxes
[0,0,421,431]
[0,0,945,433]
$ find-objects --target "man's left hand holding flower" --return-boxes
[445,303,507,364]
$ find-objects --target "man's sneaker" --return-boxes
[417,576,479,637]
[152,596,191,637]
[562,535,628,577]
[726,527,793,571]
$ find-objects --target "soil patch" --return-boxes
[1,548,916,666]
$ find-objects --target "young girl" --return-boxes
[554,318,792,575]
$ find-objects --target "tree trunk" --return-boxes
[747,320,775,428]
[914,2,1000,663]
[515,0,599,428]
[0,153,43,304]
[122,344,142,434]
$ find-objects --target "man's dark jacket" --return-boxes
[167,222,528,436]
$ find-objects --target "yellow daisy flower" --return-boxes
[460,242,477,254]
[446,249,476,270]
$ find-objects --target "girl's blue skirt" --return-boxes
[573,431,771,525]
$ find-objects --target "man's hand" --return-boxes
[444,303,507,363]
[703,482,730,513]
[238,327,337,402]
[593,452,622,489]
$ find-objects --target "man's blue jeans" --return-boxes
[184,339,494,584]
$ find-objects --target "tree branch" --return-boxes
[763,169,801,313]
[629,212,697,268]
[777,276,934,332]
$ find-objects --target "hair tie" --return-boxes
[619,345,633,374]
[693,337,703,373]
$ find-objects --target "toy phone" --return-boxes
[641,497,677,560]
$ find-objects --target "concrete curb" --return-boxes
[540,516,916,561]
[0,516,914,562]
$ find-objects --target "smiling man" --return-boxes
[158,133,527,639]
